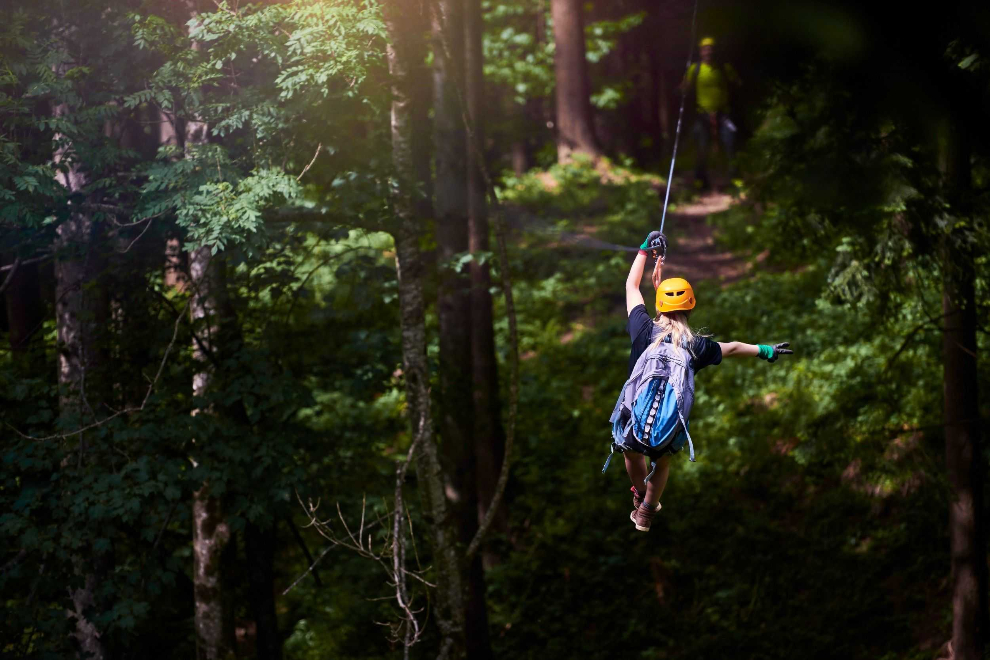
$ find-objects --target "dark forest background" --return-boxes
[2,1,989,659]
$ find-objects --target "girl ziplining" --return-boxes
[605,231,793,532]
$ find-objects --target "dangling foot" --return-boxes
[632,502,660,532]
[629,487,646,523]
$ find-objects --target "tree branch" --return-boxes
[0,254,51,273]
[0,257,21,296]
[286,516,323,588]
[281,543,333,596]
[7,298,189,441]
[296,143,322,182]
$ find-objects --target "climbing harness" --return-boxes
[659,0,700,235]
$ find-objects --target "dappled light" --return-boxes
[1,1,988,659]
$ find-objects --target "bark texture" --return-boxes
[943,260,987,660]
[189,246,236,660]
[550,0,600,161]
[182,4,235,655]
[54,96,109,660]
[434,1,494,655]
[465,0,507,571]
[55,185,106,423]
[432,0,476,526]
[385,2,467,657]
[941,133,987,660]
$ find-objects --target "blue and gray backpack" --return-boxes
[604,334,697,480]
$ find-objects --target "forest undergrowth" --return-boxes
[462,159,958,660]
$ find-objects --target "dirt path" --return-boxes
[661,190,754,286]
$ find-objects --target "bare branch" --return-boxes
[8,298,190,441]
[286,516,323,587]
[296,143,322,182]
[290,420,434,652]
[117,217,155,253]
[0,254,51,273]
[0,257,21,296]
[281,544,334,596]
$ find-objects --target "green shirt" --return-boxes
[684,62,740,114]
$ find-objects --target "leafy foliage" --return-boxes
[2,0,988,658]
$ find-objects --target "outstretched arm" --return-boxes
[718,341,793,362]
[717,341,759,358]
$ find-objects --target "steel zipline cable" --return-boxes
[659,0,700,235]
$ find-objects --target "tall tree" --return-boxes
[189,246,236,660]
[385,0,466,656]
[432,0,474,504]
[941,125,987,660]
[464,0,507,571]
[550,0,600,161]
[51,30,110,659]
[181,4,235,657]
[433,0,493,655]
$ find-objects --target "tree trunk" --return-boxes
[432,0,475,519]
[53,92,109,660]
[384,1,466,657]
[943,258,987,660]
[55,191,107,428]
[54,205,107,660]
[941,132,987,660]
[189,246,236,660]
[181,4,234,656]
[245,521,281,660]
[191,483,234,660]
[465,0,507,573]
[433,1,493,657]
[550,0,600,162]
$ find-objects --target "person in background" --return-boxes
[682,37,741,190]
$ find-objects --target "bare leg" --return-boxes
[644,455,672,507]
[624,452,648,495]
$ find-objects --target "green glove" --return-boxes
[639,231,667,260]
[757,342,792,363]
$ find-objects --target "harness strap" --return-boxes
[644,460,658,484]
[601,442,617,474]
[678,408,696,462]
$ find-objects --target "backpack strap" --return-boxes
[678,407,696,462]
[601,442,618,474]
[644,460,657,484]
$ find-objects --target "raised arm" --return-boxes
[626,231,666,315]
[626,252,648,315]
[718,341,793,362]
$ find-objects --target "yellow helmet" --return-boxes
[699,37,715,48]
[656,277,696,313]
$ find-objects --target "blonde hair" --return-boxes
[651,311,696,354]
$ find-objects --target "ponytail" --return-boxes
[652,312,696,354]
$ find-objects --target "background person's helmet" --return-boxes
[699,37,715,48]
[656,278,696,313]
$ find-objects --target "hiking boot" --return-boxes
[631,486,644,510]
[632,502,659,532]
